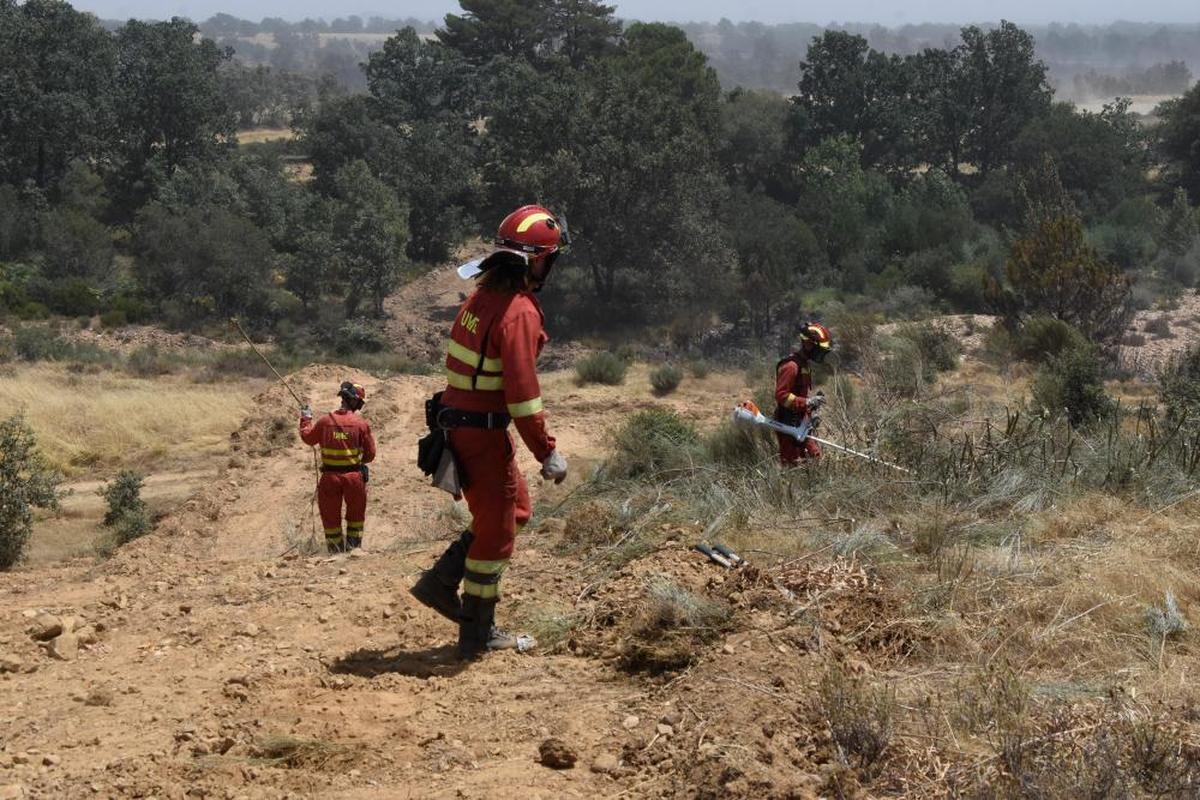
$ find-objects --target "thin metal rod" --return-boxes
[229,318,304,407]
[807,435,911,474]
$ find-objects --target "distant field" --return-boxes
[238,31,432,50]
[1076,93,1176,115]
[238,127,296,145]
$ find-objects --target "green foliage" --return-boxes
[332,321,388,355]
[100,470,147,527]
[649,364,684,396]
[1013,316,1088,364]
[438,0,618,68]
[895,323,961,372]
[990,182,1132,347]
[608,408,700,479]
[575,351,628,386]
[0,414,60,570]
[877,336,933,399]
[1160,346,1200,430]
[1156,82,1200,203]
[329,160,409,318]
[1032,346,1113,427]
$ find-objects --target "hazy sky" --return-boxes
[68,1,1200,25]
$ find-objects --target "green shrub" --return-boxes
[896,323,961,372]
[99,470,153,548]
[608,408,699,478]
[824,308,876,369]
[0,415,60,570]
[99,309,128,329]
[877,337,931,398]
[332,321,388,355]
[13,325,72,361]
[125,345,174,377]
[576,351,628,386]
[1014,316,1088,364]
[688,360,711,379]
[1160,345,1200,428]
[705,421,774,466]
[1032,347,1113,426]
[650,364,683,396]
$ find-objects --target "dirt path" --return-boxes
[0,361,759,799]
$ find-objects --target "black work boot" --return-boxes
[409,530,473,623]
[345,536,362,551]
[326,535,346,555]
[458,594,517,661]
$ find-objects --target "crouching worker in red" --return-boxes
[300,382,376,553]
[410,204,569,661]
[775,323,833,466]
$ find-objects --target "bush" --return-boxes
[895,323,961,372]
[575,351,628,386]
[824,308,876,370]
[125,345,174,377]
[13,325,72,361]
[650,364,683,396]
[99,471,153,548]
[1014,316,1088,364]
[877,337,931,399]
[1032,347,1113,426]
[99,309,128,329]
[1144,315,1172,339]
[687,360,711,379]
[332,320,388,355]
[608,408,699,478]
[1160,345,1200,427]
[0,415,60,570]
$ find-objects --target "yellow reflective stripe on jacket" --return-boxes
[321,447,361,457]
[507,397,544,418]
[446,369,504,392]
[447,339,503,373]
[785,393,800,409]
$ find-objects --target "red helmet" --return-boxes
[338,381,366,410]
[800,322,832,361]
[495,205,563,257]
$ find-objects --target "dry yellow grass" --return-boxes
[0,365,257,476]
[238,127,296,145]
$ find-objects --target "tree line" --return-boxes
[1,0,1199,355]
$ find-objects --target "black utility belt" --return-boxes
[321,465,364,473]
[436,407,511,430]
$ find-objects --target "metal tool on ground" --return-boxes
[732,400,912,474]
[230,318,305,408]
[694,543,733,568]
[713,543,745,566]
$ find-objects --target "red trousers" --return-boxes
[777,431,822,466]
[317,471,366,541]
[449,428,531,599]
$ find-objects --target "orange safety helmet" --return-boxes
[338,381,366,411]
[799,322,832,362]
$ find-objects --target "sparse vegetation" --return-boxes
[649,363,683,396]
[98,470,153,550]
[574,351,629,386]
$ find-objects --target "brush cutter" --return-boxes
[732,400,911,474]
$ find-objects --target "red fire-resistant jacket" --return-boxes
[300,409,376,468]
[775,353,813,414]
[441,287,556,463]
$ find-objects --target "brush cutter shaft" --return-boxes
[732,402,910,474]
[230,318,305,407]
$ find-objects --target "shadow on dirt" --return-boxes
[329,644,468,679]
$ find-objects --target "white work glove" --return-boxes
[806,393,825,414]
[540,449,568,484]
[300,405,313,421]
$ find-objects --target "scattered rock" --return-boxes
[537,738,576,770]
[42,755,59,767]
[0,785,25,799]
[179,604,192,615]
[660,710,683,727]
[621,715,640,730]
[84,687,115,707]
[238,623,260,638]
[74,626,99,646]
[382,607,394,619]
[656,723,674,737]
[0,655,23,674]
[47,633,79,661]
[30,614,63,641]
[590,752,622,776]
[11,753,29,765]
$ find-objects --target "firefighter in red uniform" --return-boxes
[775,323,832,466]
[410,204,569,660]
[300,382,376,553]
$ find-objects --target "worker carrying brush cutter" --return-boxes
[410,204,569,660]
[300,381,376,554]
[775,322,832,466]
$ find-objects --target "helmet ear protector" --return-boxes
[338,381,366,411]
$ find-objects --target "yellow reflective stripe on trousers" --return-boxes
[506,397,543,418]
[446,369,504,392]
[465,558,508,574]
[346,522,363,532]
[447,339,503,373]
[463,558,508,599]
